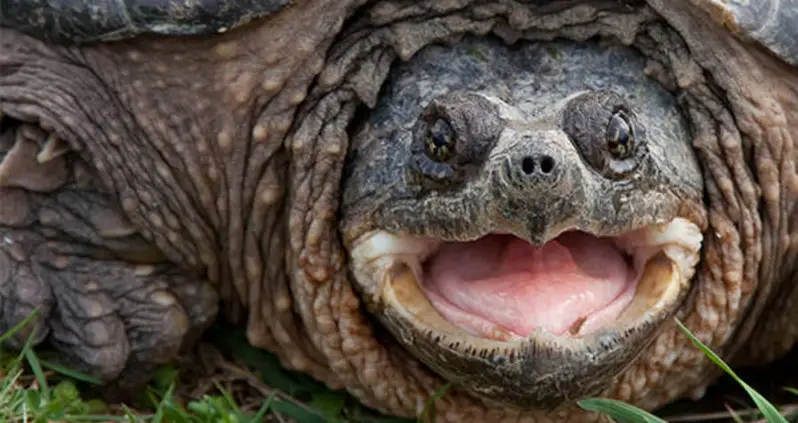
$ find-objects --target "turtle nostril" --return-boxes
[540,155,555,174]
[521,156,535,174]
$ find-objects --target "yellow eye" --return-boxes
[606,111,635,159]
[425,118,456,162]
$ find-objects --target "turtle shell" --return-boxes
[0,0,290,43]
[690,0,798,66]
[1,0,795,66]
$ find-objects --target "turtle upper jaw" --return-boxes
[348,217,702,408]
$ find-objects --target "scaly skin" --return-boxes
[0,1,796,421]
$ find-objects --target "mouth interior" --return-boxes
[350,217,702,343]
[422,232,638,340]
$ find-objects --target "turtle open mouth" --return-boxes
[350,218,702,342]
[422,231,640,339]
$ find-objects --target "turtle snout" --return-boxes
[488,132,585,245]
[519,151,558,180]
[501,134,568,191]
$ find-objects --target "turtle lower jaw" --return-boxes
[348,217,703,407]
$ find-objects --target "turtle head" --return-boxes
[340,38,705,409]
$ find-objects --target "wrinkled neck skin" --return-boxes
[1,0,796,421]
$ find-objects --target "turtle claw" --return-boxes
[0,123,68,191]
[0,229,219,391]
[36,133,69,164]
[45,258,218,390]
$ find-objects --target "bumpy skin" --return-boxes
[1,1,797,422]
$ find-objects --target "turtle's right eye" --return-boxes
[409,92,502,184]
[425,118,456,162]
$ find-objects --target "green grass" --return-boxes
[578,319,795,423]
[1,315,795,423]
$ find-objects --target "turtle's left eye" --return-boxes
[606,111,635,159]
[425,118,456,162]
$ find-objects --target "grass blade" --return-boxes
[22,348,49,400]
[269,398,328,423]
[674,318,788,423]
[39,359,101,385]
[120,404,140,422]
[0,367,24,400]
[251,392,276,422]
[150,382,176,423]
[723,403,746,423]
[578,398,667,423]
[417,382,452,423]
[62,415,143,422]
[0,310,39,345]
[214,380,243,414]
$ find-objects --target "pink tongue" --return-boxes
[423,233,632,337]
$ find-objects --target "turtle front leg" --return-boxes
[0,122,218,393]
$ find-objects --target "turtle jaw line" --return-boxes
[349,217,703,347]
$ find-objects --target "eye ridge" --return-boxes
[425,117,456,162]
[606,110,635,159]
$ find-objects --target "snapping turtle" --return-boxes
[1,0,796,421]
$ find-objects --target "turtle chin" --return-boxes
[347,217,702,409]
